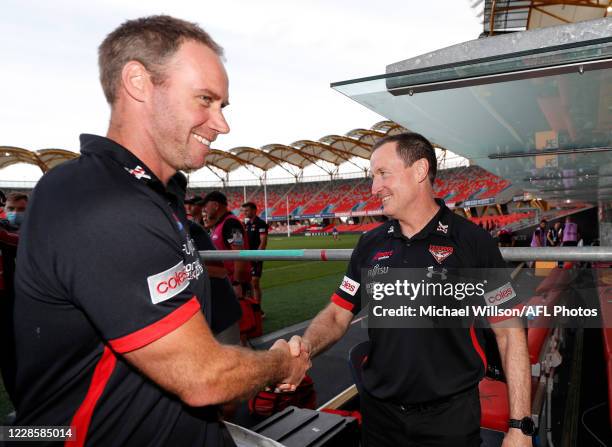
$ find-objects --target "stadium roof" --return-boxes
[0,120,457,177]
[475,0,610,35]
[0,146,78,172]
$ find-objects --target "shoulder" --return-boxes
[34,155,171,234]
[448,212,500,258]
[358,220,393,248]
[222,215,244,231]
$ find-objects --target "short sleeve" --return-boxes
[475,233,524,323]
[330,236,364,314]
[61,202,203,353]
[258,220,269,234]
[222,219,246,248]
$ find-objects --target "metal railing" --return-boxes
[199,247,612,262]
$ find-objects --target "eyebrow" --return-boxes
[196,88,229,108]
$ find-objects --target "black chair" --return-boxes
[348,340,370,395]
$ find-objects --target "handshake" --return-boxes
[269,335,312,392]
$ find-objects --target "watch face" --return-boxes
[521,417,536,435]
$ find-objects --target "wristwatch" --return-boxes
[508,417,536,436]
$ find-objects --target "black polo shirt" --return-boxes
[331,200,521,404]
[12,135,234,446]
[189,221,242,334]
[245,216,268,250]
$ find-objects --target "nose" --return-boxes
[211,108,230,135]
[371,176,381,196]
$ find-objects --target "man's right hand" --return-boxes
[270,339,311,391]
[288,335,312,358]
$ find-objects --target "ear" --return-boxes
[414,158,430,184]
[119,61,150,103]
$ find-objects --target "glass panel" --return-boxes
[332,39,612,200]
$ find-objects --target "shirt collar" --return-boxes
[388,198,452,240]
[80,134,185,199]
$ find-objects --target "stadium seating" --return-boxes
[190,165,514,223]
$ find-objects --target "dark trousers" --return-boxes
[361,387,482,447]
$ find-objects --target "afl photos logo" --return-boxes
[147,261,189,304]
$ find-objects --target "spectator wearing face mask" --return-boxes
[2,192,28,231]
[0,192,25,401]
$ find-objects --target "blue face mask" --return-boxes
[6,211,25,227]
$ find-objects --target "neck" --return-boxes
[397,195,440,238]
[107,106,174,185]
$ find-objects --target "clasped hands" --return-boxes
[269,335,312,392]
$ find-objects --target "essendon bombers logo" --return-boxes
[484,282,516,306]
[147,261,189,304]
[428,245,453,264]
[339,276,360,296]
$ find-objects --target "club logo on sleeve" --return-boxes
[428,245,453,264]
[147,261,189,304]
[228,229,244,246]
[339,276,360,296]
[484,282,517,306]
[373,250,393,261]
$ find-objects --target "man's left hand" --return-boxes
[502,429,532,447]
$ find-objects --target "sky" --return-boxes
[0,0,482,184]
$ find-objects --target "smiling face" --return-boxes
[370,142,423,220]
[147,40,230,179]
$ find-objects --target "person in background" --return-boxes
[0,191,21,403]
[3,192,28,231]
[190,215,242,345]
[203,191,252,300]
[530,219,547,247]
[547,221,562,247]
[497,227,514,247]
[0,190,6,219]
[561,216,579,247]
[240,202,268,308]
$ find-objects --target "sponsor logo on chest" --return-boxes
[373,250,393,261]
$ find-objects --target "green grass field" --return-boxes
[260,234,360,333]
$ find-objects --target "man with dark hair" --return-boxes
[286,133,532,447]
[202,192,252,299]
[4,192,28,230]
[531,219,548,247]
[547,221,562,247]
[11,15,309,446]
[240,201,268,307]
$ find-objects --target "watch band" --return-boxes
[508,419,522,429]
[508,417,536,436]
